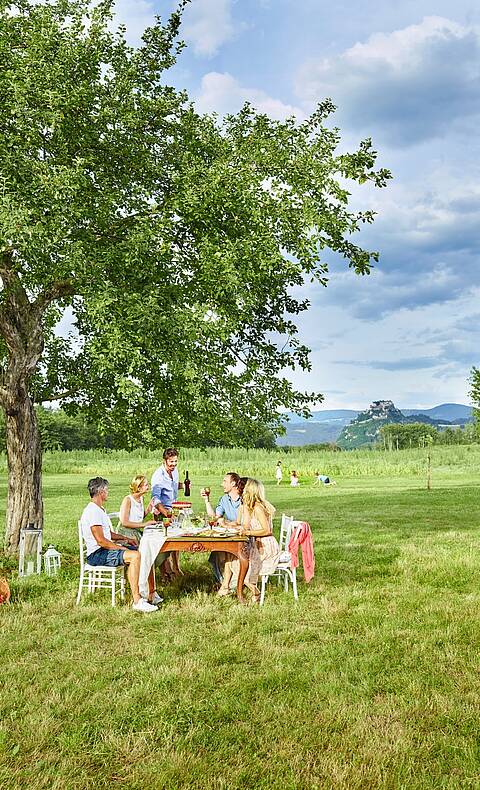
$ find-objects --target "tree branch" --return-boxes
[32,280,77,316]
[39,389,78,403]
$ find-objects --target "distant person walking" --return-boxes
[275,460,283,486]
[290,470,299,487]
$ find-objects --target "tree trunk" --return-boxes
[3,391,43,554]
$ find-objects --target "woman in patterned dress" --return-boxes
[221,478,280,602]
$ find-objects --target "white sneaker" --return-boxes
[132,598,158,613]
[151,591,164,605]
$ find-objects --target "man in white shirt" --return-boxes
[80,476,157,613]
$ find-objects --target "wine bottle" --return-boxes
[184,470,191,497]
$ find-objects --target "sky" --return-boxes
[114,0,480,410]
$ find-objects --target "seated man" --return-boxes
[201,472,242,525]
[201,472,242,588]
[80,476,157,613]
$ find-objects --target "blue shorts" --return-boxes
[87,545,137,567]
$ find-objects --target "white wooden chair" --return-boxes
[76,520,125,606]
[259,513,298,605]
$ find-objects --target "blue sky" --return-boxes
[115,0,480,410]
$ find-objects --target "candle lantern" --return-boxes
[44,545,61,576]
[18,524,43,577]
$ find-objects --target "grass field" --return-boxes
[1,447,480,789]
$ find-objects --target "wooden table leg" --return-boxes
[236,547,249,603]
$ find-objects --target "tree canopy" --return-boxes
[0,0,391,548]
[0,0,390,448]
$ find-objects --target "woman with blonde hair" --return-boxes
[118,474,163,605]
[118,475,156,543]
[219,478,280,602]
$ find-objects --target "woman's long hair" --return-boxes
[242,478,275,518]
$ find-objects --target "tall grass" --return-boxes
[0,443,476,479]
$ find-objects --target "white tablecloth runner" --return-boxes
[138,530,167,598]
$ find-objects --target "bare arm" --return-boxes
[91,525,134,549]
[240,505,270,537]
[200,492,216,518]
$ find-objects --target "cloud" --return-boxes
[296,16,480,146]
[334,356,442,371]
[181,0,236,56]
[195,71,304,119]
[114,0,156,46]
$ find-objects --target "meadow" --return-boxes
[0,445,480,789]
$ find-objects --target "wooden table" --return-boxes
[162,536,250,602]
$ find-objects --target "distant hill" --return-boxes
[277,410,359,446]
[402,403,473,422]
[281,409,359,424]
[278,401,473,448]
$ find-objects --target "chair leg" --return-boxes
[260,576,267,606]
[111,570,116,607]
[76,571,84,605]
[87,571,94,593]
[120,571,125,601]
[292,569,298,601]
[284,572,289,592]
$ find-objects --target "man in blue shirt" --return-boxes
[201,472,242,585]
[201,472,242,524]
[151,447,184,513]
[151,447,184,579]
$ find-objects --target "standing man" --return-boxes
[151,447,184,514]
[201,472,242,585]
[80,476,157,613]
[151,448,184,579]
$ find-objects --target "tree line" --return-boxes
[380,423,478,450]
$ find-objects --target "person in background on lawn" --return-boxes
[275,460,283,486]
[151,448,184,579]
[80,476,157,613]
[313,472,336,486]
[201,472,242,585]
[118,474,163,606]
[290,470,299,487]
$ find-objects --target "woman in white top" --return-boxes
[275,461,283,486]
[119,475,162,605]
[118,475,156,543]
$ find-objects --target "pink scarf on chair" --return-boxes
[288,522,315,582]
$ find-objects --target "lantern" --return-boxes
[18,524,43,576]
[44,545,61,576]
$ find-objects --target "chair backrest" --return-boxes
[279,514,294,552]
[78,520,87,572]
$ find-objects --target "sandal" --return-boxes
[216,587,233,597]
[249,586,261,604]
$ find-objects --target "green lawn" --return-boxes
[1,459,480,789]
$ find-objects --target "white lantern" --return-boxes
[44,545,61,576]
[18,524,43,576]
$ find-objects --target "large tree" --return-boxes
[0,0,390,552]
